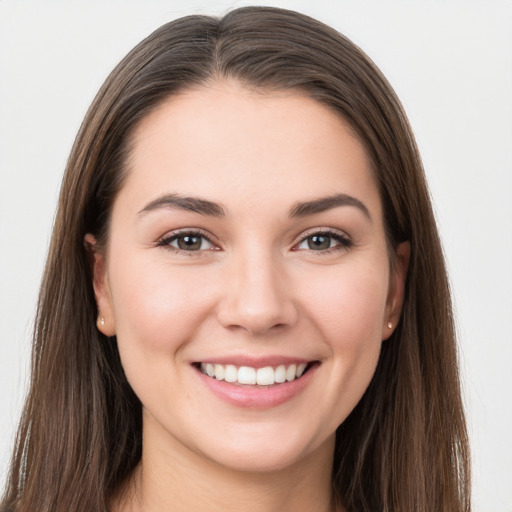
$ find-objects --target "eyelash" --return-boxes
[157,229,217,255]
[293,229,353,254]
[156,228,353,255]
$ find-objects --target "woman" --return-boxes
[1,6,470,512]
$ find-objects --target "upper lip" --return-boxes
[192,355,316,368]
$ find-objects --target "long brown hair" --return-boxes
[1,6,470,511]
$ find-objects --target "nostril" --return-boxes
[216,272,299,334]
[220,315,289,336]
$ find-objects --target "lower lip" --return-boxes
[194,365,318,409]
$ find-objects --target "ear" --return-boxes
[84,234,116,336]
[382,241,410,340]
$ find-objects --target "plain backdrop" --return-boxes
[1,1,511,510]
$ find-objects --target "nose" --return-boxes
[216,247,298,335]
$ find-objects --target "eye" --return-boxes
[158,231,216,252]
[295,231,352,252]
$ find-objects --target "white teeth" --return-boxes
[256,366,274,386]
[238,366,256,385]
[199,362,310,385]
[206,363,215,377]
[274,365,286,383]
[214,364,225,381]
[296,363,307,377]
[286,364,297,382]
[225,364,238,383]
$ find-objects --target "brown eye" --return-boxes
[176,235,203,251]
[160,232,215,252]
[307,234,331,250]
[295,231,353,252]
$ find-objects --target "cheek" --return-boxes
[106,255,220,412]
[302,262,389,347]
[108,254,217,354]
[297,262,389,422]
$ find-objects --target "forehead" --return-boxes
[120,80,382,221]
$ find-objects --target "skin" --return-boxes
[87,80,409,512]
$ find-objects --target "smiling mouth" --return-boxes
[195,362,317,386]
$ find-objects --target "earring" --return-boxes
[387,321,393,329]
[100,317,105,326]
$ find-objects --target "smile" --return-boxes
[193,359,320,408]
[199,362,309,386]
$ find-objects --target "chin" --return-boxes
[194,427,334,474]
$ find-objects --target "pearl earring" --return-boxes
[100,317,105,326]
[387,321,393,329]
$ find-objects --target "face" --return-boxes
[89,81,408,474]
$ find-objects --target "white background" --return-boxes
[1,1,511,510]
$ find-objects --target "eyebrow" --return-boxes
[138,192,371,221]
[289,193,371,221]
[138,193,226,217]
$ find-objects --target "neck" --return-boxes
[112,417,339,512]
